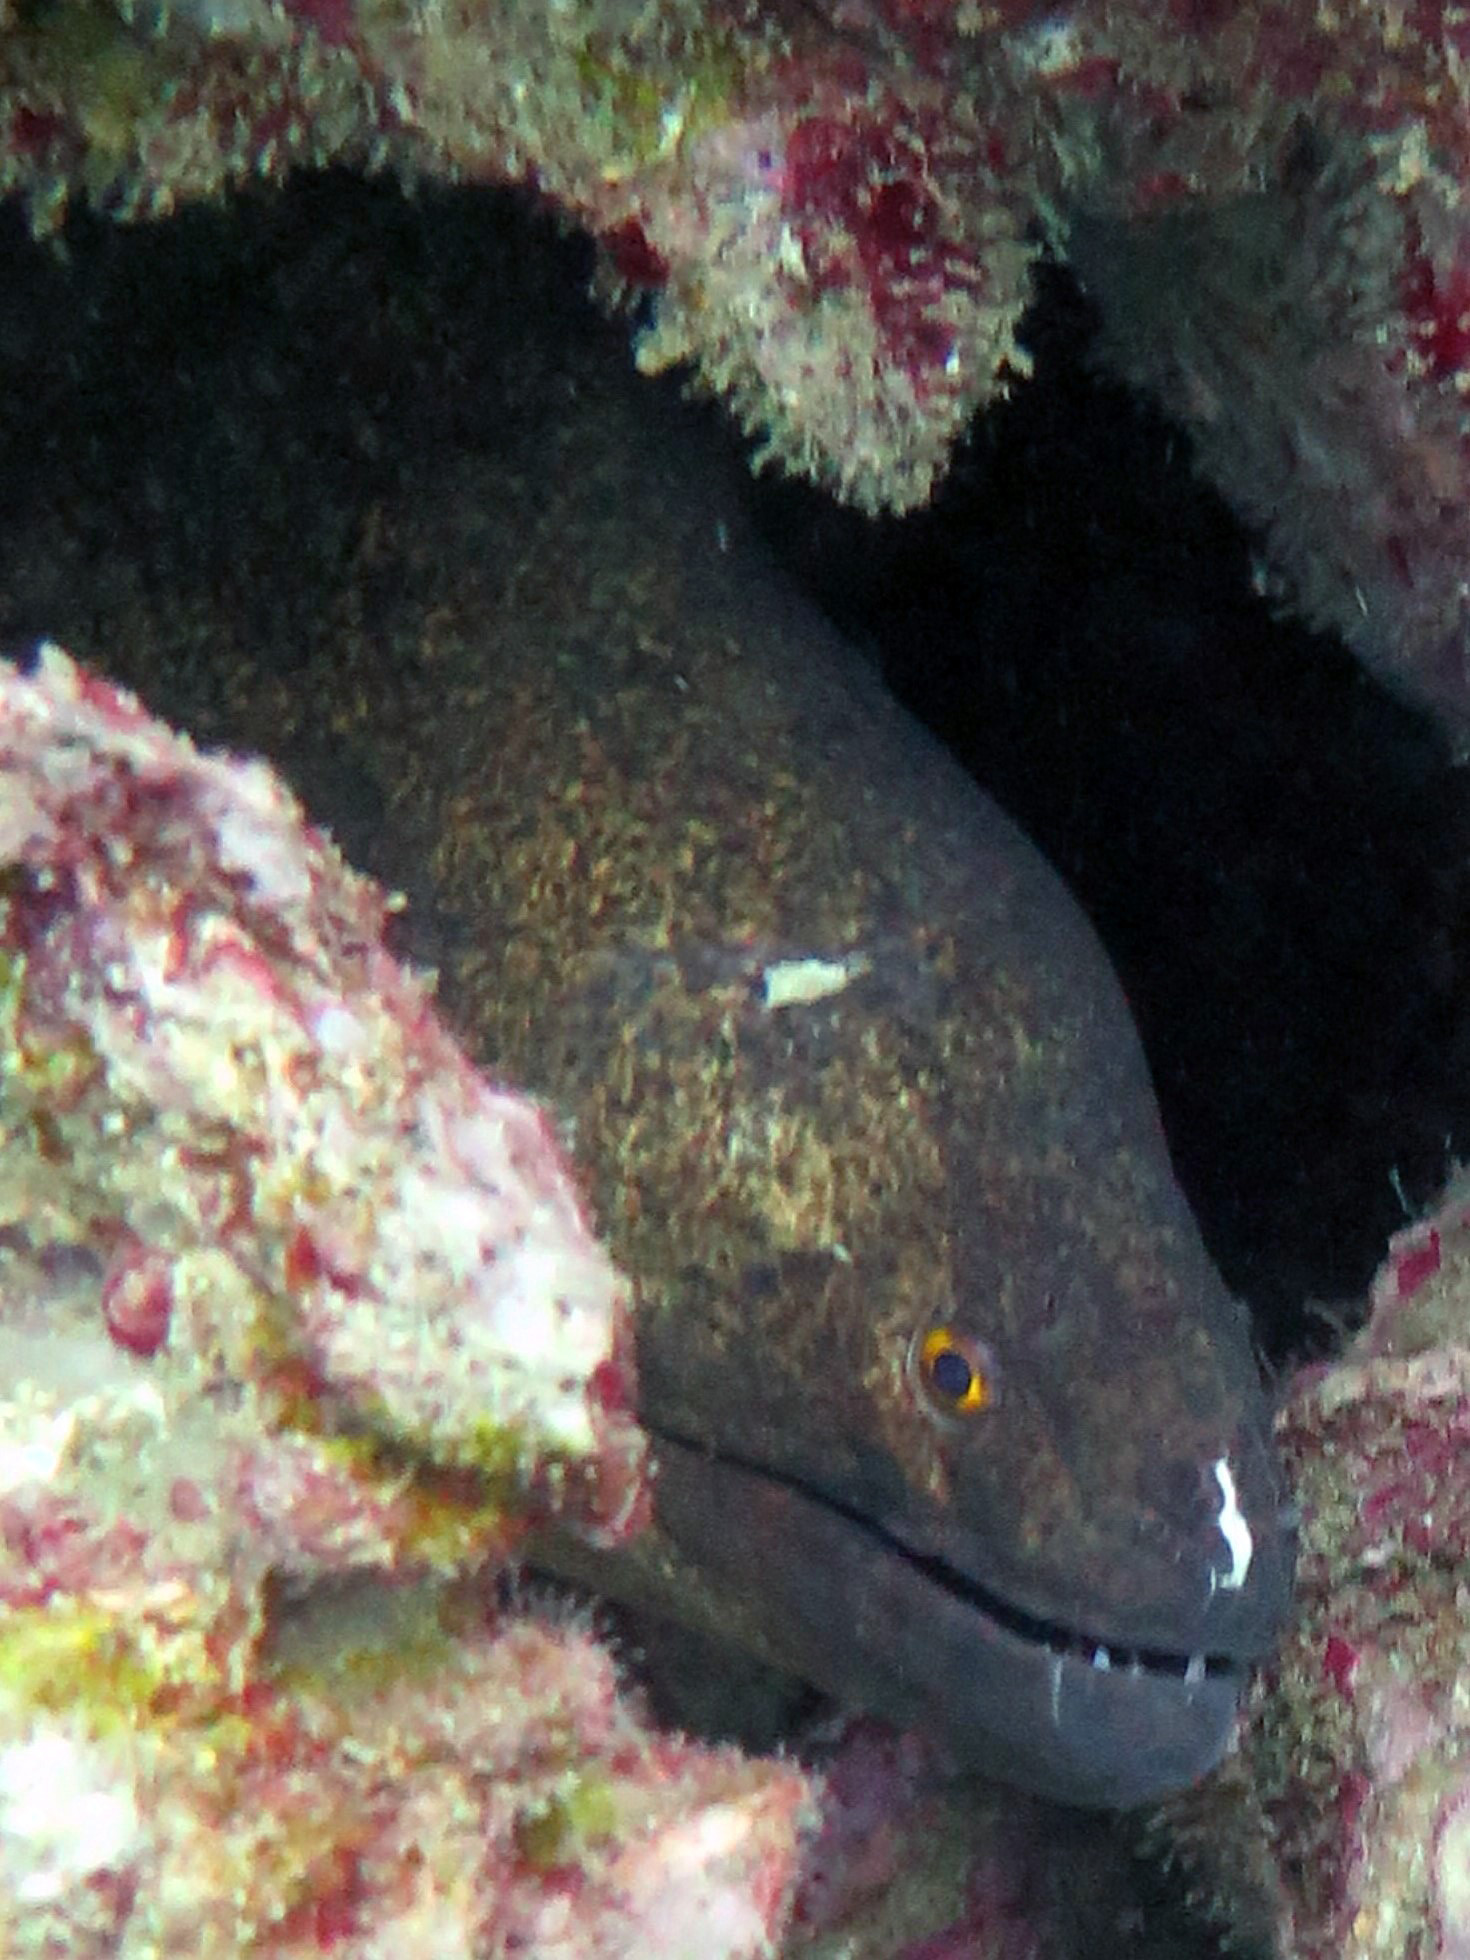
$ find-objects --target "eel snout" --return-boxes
[644,1410,1291,1808]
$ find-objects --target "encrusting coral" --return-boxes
[8,9,1470,1950]
[1158,1174,1470,1960]
[0,643,813,1957]
[8,631,1470,1952]
[7,0,1470,724]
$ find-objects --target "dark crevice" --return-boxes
[1,177,1466,1369]
[741,261,1470,1365]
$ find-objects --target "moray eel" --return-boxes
[104,329,1291,1810]
[385,417,1287,1810]
[484,607,1293,1806]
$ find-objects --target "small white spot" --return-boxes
[657,100,687,154]
[0,1728,139,1904]
[1012,15,1083,75]
[1184,1654,1206,1686]
[777,224,807,280]
[1211,1456,1254,1592]
[0,1398,75,1494]
[1091,1645,1111,1672]
[1049,1651,1064,1727]
[760,953,870,1010]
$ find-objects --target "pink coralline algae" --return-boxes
[1161,1172,1470,1959]
[0,639,649,1582]
[783,1720,1051,1960]
[6,1,1470,726]
[0,642,814,1955]
[0,1593,814,1958]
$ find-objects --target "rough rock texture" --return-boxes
[0,646,814,1955]
[0,642,649,1586]
[1159,1175,1470,1959]
[3,161,1470,1956]
[8,1,1470,724]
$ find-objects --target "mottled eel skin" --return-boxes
[120,336,1291,1810]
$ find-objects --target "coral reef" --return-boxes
[0,1585,813,1959]
[0,631,1089,1959]
[2,122,1470,1944]
[1160,1173,1470,1959]
[0,640,649,1582]
[6,0,1470,722]
[0,643,812,1955]
[783,1721,1052,1960]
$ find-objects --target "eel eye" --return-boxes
[910,1325,994,1420]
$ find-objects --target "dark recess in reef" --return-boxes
[0,169,1447,1960]
[0,176,1464,1372]
[745,262,1470,1362]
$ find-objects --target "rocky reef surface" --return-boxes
[2,166,1470,1956]
[7,0,1470,726]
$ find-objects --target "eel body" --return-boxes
[82,328,1291,1810]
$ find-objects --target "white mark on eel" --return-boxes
[760,952,871,1010]
[1209,1455,1254,1594]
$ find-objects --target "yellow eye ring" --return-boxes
[909,1326,994,1419]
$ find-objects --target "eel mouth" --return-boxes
[645,1423,1251,1807]
[884,1522,1242,1687]
[649,1420,1243,1682]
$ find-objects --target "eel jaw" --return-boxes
[646,1430,1252,1809]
